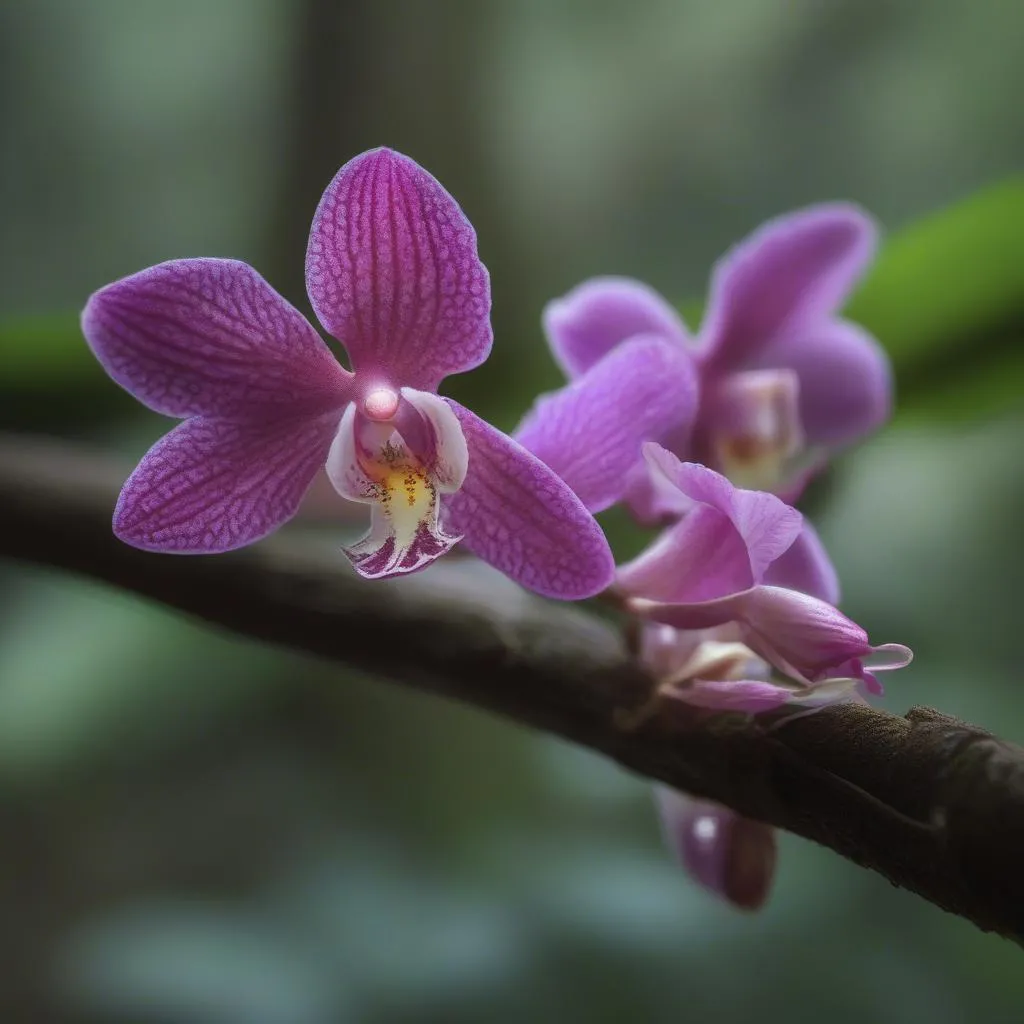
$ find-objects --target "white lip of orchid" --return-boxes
[326,389,468,580]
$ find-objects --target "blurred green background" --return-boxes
[1,1,1023,1021]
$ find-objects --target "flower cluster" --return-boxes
[82,148,911,910]
[514,202,911,909]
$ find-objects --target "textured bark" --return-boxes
[1,436,1022,942]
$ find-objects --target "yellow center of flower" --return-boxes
[361,440,437,551]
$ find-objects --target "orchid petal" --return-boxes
[763,521,840,605]
[82,259,352,419]
[627,592,749,632]
[864,643,914,672]
[443,401,615,599]
[755,319,892,446]
[642,448,804,580]
[514,336,698,513]
[737,585,882,684]
[113,412,340,552]
[400,388,469,491]
[617,508,755,603]
[306,148,491,392]
[655,788,776,911]
[542,277,690,378]
[700,204,877,369]
[671,678,795,713]
[618,437,695,526]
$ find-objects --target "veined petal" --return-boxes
[113,412,339,552]
[82,259,352,419]
[642,447,803,581]
[443,401,615,599]
[325,398,463,580]
[755,319,892,447]
[654,788,776,911]
[763,521,840,605]
[542,277,690,378]
[514,336,698,513]
[700,204,878,370]
[701,368,804,492]
[737,585,911,685]
[617,507,755,603]
[306,148,491,392]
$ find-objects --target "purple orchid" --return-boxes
[81,148,614,599]
[542,204,891,520]
[620,445,911,697]
[655,787,777,911]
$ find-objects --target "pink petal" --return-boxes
[763,521,840,605]
[617,507,755,603]
[754,319,892,446]
[82,259,352,419]
[627,592,750,632]
[113,412,340,552]
[671,677,795,713]
[542,277,690,378]
[655,788,776,911]
[642,448,803,581]
[306,148,491,392]
[737,585,887,684]
[700,204,877,370]
[443,401,615,599]
[514,335,698,513]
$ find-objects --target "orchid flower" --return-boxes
[620,445,911,695]
[81,148,614,598]
[655,787,777,912]
[542,205,891,519]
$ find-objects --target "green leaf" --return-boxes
[0,312,96,387]
[846,178,1024,374]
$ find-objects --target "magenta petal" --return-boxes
[617,507,755,603]
[674,678,795,713]
[763,521,840,605]
[442,401,615,599]
[113,412,340,552]
[643,448,803,580]
[306,148,491,391]
[737,585,874,683]
[700,204,877,369]
[627,592,749,632]
[514,335,698,513]
[655,788,776,911]
[755,319,892,446]
[542,277,690,378]
[82,259,352,419]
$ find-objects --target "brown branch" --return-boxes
[1,435,1022,941]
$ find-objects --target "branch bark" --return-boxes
[1,435,1022,942]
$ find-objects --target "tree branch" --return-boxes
[1,435,1022,941]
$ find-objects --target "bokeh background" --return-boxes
[1,1,1023,1021]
